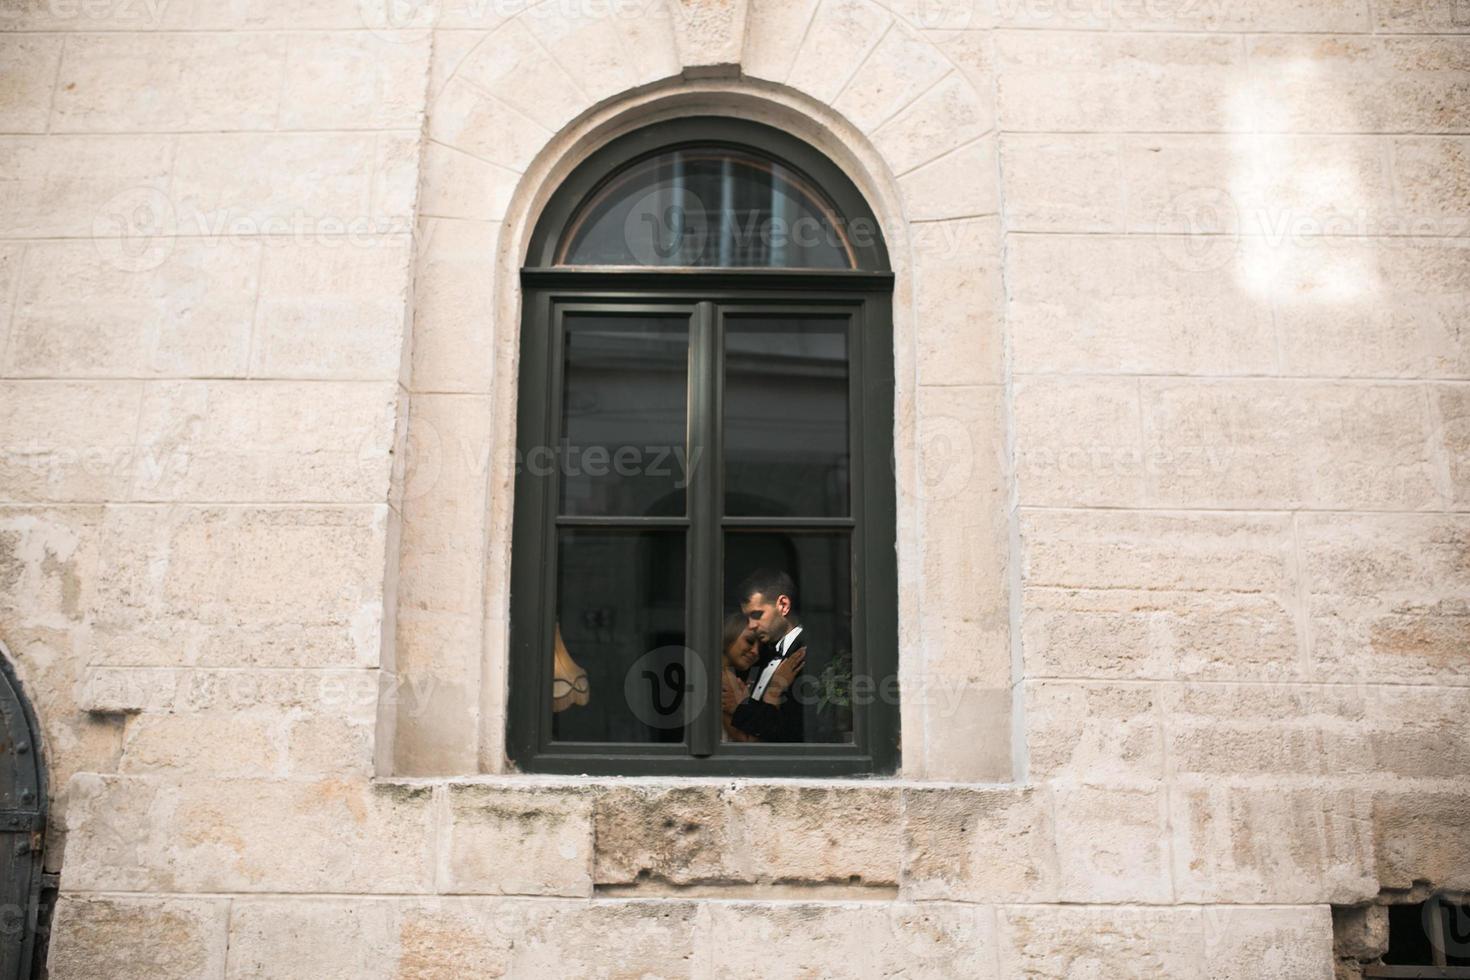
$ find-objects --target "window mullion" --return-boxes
[686,299,720,757]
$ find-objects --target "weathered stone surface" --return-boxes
[427,78,552,174]
[1205,906,1335,980]
[453,20,586,131]
[899,137,998,221]
[593,784,740,886]
[913,220,1003,386]
[1372,789,1470,891]
[89,505,388,668]
[408,218,498,393]
[667,0,748,75]
[0,135,172,238]
[1332,904,1388,962]
[1014,376,1145,507]
[1025,681,1164,784]
[0,36,62,133]
[227,899,399,979]
[64,773,435,893]
[1301,514,1470,685]
[1054,784,1173,903]
[9,239,259,379]
[902,785,1057,902]
[700,901,997,978]
[873,75,991,176]
[442,784,593,896]
[0,381,142,502]
[49,895,228,980]
[997,905,1204,978]
[786,0,891,105]
[834,23,950,134]
[1006,234,1276,376]
[278,32,429,130]
[996,32,1244,132]
[1170,785,1377,903]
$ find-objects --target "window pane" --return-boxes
[721,530,855,745]
[724,316,849,517]
[551,529,687,744]
[560,147,855,269]
[559,315,689,517]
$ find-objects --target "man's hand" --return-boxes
[762,649,806,704]
[721,670,746,713]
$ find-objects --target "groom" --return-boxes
[731,569,810,742]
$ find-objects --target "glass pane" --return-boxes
[559,315,689,517]
[551,529,687,744]
[721,531,855,745]
[560,147,855,269]
[724,316,849,517]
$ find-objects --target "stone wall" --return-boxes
[0,0,1465,976]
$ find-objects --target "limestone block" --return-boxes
[1273,237,1470,379]
[1142,380,1440,510]
[1396,137,1470,231]
[63,773,435,892]
[453,20,587,132]
[396,392,493,564]
[1014,376,1145,507]
[1249,37,1470,134]
[417,142,517,223]
[914,682,1012,781]
[924,27,993,94]
[523,1,640,105]
[1022,586,1300,682]
[593,784,741,885]
[994,0,1366,31]
[1300,514,1470,685]
[409,218,498,393]
[902,785,1057,902]
[1372,789,1470,891]
[786,0,891,106]
[49,895,228,980]
[132,380,396,503]
[1170,784,1377,903]
[1127,135,1398,238]
[373,133,421,224]
[0,245,17,349]
[52,33,287,132]
[898,137,997,221]
[665,0,747,75]
[1005,235,1276,376]
[427,78,553,174]
[0,135,172,238]
[997,905,1204,978]
[1434,384,1470,508]
[1163,683,1354,780]
[741,0,820,82]
[253,238,412,380]
[442,784,593,896]
[0,506,99,627]
[279,32,429,130]
[873,74,991,176]
[1024,681,1164,784]
[227,899,398,980]
[1021,510,1296,594]
[601,0,681,86]
[501,898,698,977]
[995,32,1245,132]
[699,902,997,978]
[0,36,62,133]
[390,611,481,776]
[0,381,142,502]
[1374,0,1470,32]
[885,0,986,29]
[1000,135,1124,232]
[1204,906,1335,980]
[833,24,950,134]
[730,784,902,886]
[1,0,192,29]
[913,219,1003,385]
[90,505,388,668]
[171,133,384,232]
[1332,904,1389,961]
[1054,784,1173,903]
[9,239,259,379]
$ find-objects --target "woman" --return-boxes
[720,611,760,742]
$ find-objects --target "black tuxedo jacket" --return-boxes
[731,631,809,743]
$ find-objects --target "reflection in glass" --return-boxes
[560,147,855,269]
[724,317,850,517]
[559,315,688,517]
[722,531,854,745]
[551,530,686,744]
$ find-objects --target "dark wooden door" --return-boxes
[0,650,45,980]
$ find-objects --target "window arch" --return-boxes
[509,117,897,776]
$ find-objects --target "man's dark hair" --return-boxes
[738,568,797,608]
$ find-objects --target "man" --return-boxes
[730,569,811,742]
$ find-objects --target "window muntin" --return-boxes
[511,118,896,776]
[557,146,856,269]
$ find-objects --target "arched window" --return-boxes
[509,117,897,775]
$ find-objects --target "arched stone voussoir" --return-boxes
[453,19,587,136]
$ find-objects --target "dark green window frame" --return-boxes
[507,118,898,776]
